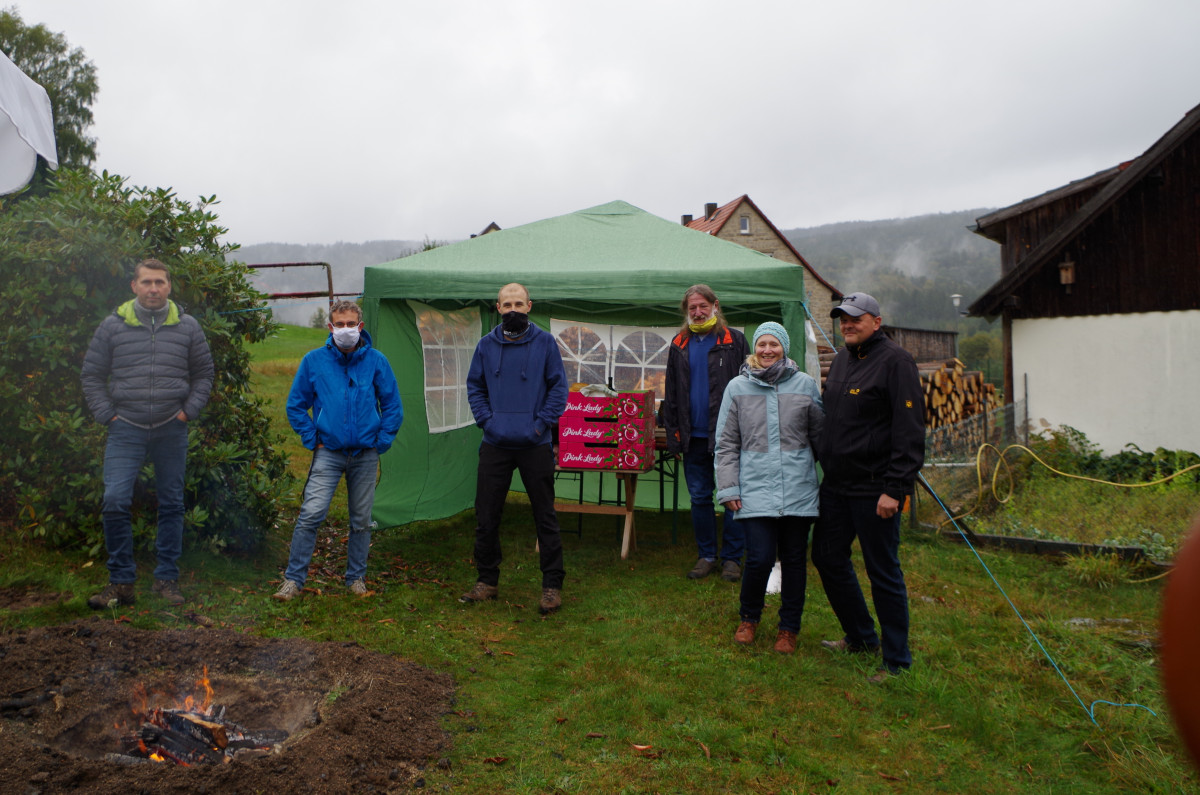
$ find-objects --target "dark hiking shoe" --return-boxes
[687,558,716,579]
[539,588,562,615]
[734,621,757,645]
[720,560,742,582]
[820,637,881,654]
[88,582,136,610]
[774,630,799,654]
[459,582,498,603]
[152,579,186,605]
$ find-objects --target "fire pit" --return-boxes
[0,619,454,792]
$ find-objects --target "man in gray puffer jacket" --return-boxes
[81,259,214,609]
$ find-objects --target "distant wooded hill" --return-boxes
[783,208,1000,332]
[233,209,1004,331]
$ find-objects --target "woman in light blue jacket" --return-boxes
[714,322,824,653]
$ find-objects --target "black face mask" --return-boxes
[501,311,530,337]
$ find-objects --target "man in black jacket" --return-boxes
[661,285,749,582]
[812,292,924,681]
[81,259,214,609]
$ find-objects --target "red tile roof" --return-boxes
[685,195,840,295]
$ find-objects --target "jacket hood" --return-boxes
[117,299,181,326]
[486,322,543,346]
[480,323,545,383]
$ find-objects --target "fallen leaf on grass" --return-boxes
[376,618,396,624]
[586,732,606,739]
[697,741,710,759]
[878,772,904,781]
[483,756,507,765]
[926,724,951,731]
[82,561,93,568]
[500,651,515,656]
[555,716,568,724]
[631,744,652,751]
[185,612,214,627]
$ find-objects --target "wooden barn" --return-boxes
[969,101,1200,453]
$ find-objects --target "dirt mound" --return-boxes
[0,619,455,793]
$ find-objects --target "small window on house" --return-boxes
[739,216,750,235]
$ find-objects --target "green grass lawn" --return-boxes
[2,325,1195,793]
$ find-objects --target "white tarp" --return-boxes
[0,49,57,195]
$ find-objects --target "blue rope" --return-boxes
[917,472,1157,726]
[799,299,837,349]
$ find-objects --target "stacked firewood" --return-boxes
[818,351,999,431]
[918,358,999,430]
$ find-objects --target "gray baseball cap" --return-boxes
[830,292,881,318]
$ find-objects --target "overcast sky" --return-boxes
[12,0,1200,245]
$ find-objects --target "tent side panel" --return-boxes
[367,298,482,526]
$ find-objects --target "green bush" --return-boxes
[1032,426,1200,486]
[0,169,292,554]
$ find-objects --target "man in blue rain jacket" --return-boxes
[272,300,402,601]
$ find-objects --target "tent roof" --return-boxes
[364,200,806,308]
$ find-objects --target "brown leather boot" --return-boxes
[87,582,136,610]
[773,630,798,654]
[734,621,757,645]
[459,581,498,603]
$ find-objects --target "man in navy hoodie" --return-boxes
[460,283,568,614]
[272,300,402,601]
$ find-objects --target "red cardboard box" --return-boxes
[558,417,653,445]
[562,390,655,421]
[557,390,656,471]
[557,441,655,471]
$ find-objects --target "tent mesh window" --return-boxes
[414,303,480,433]
[613,328,670,393]
[555,324,608,386]
[552,320,674,392]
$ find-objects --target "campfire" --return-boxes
[0,622,455,792]
[109,666,288,766]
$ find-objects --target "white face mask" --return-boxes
[331,326,361,350]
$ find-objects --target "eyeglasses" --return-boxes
[330,321,360,328]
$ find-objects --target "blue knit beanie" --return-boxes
[752,322,790,357]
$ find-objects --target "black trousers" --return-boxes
[473,442,565,589]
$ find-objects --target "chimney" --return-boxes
[704,202,717,220]
[681,214,693,225]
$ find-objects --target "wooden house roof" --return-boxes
[969,102,1200,318]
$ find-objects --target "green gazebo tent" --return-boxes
[362,200,809,527]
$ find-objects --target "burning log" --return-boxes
[152,706,229,749]
[112,706,288,766]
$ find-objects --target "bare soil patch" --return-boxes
[0,619,455,794]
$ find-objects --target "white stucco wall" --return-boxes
[1012,310,1200,454]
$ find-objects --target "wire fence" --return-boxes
[919,399,1029,513]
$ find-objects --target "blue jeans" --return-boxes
[284,447,379,587]
[683,444,743,562]
[101,419,190,583]
[811,487,911,672]
[739,516,814,633]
